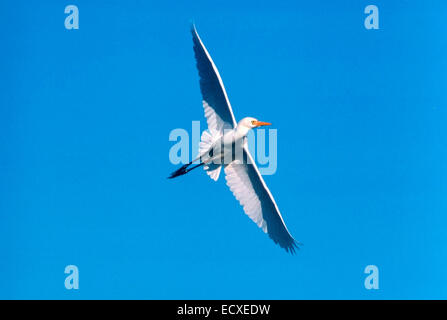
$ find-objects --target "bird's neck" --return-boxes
[234,124,251,140]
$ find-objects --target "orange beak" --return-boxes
[253,120,272,127]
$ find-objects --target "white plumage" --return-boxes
[169,25,299,253]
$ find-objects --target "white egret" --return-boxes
[169,25,299,253]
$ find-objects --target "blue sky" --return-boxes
[1,0,447,299]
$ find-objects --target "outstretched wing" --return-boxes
[191,25,237,133]
[224,146,299,253]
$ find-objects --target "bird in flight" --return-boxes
[169,25,299,253]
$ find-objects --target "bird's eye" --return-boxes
[251,120,256,125]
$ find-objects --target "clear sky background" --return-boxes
[1,0,447,299]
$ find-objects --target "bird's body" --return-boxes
[198,118,257,167]
[169,25,299,253]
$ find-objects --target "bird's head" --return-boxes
[236,117,271,137]
[239,117,271,129]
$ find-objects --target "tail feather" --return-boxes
[204,163,222,181]
[199,129,222,181]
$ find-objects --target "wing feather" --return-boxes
[191,25,237,133]
[192,25,298,253]
[224,146,299,253]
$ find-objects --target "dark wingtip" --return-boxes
[190,21,197,35]
[286,239,302,255]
